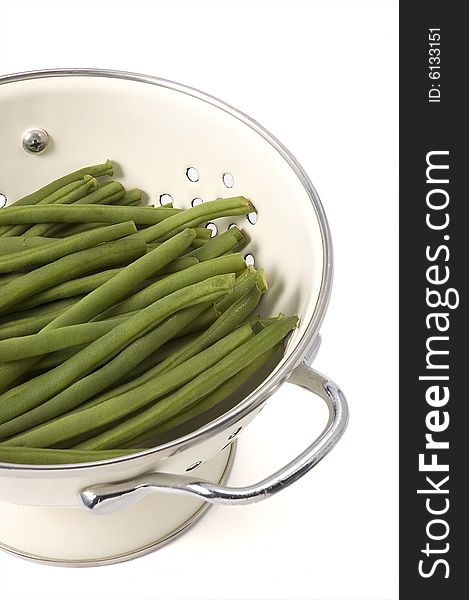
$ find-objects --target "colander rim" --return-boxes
[0,68,333,472]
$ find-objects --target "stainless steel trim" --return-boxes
[0,443,236,567]
[0,68,334,473]
[80,364,348,513]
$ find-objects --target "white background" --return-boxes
[0,1,398,599]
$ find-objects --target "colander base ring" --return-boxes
[0,443,235,567]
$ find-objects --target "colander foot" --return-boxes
[0,443,235,567]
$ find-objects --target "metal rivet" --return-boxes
[0,193,7,208]
[22,129,49,154]
[186,167,199,182]
[245,253,255,267]
[228,427,242,440]
[222,173,234,188]
[247,212,258,225]
[206,222,218,237]
[191,197,203,207]
[159,193,173,206]
[186,460,202,472]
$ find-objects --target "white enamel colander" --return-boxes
[0,68,348,566]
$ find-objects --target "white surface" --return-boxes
[0,0,398,599]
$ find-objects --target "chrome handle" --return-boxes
[80,363,349,514]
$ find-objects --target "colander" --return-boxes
[0,68,349,567]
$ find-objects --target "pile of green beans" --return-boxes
[0,161,298,465]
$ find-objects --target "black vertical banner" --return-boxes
[400,1,467,597]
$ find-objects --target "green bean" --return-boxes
[42,182,126,237]
[129,197,254,243]
[98,254,245,319]
[216,267,266,313]
[112,333,200,386]
[126,345,280,446]
[49,228,196,330]
[0,234,142,315]
[195,227,212,240]
[0,305,209,439]
[143,226,213,250]
[57,203,172,238]
[0,297,80,325]
[190,239,209,249]
[0,299,80,341]
[0,315,131,363]
[4,181,92,236]
[175,305,220,337]
[112,189,142,206]
[0,274,235,422]
[88,285,263,407]
[55,223,105,237]
[188,228,245,261]
[0,204,181,226]
[76,181,125,205]
[48,176,99,204]
[185,268,259,329]
[4,323,253,448]
[57,208,170,238]
[0,446,139,465]
[0,272,27,286]
[155,256,198,275]
[0,220,136,275]
[74,317,297,450]
[8,160,113,208]
[0,237,57,255]
[4,177,101,238]
[11,269,122,312]
[0,239,146,393]
[33,346,85,372]
[145,242,162,251]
